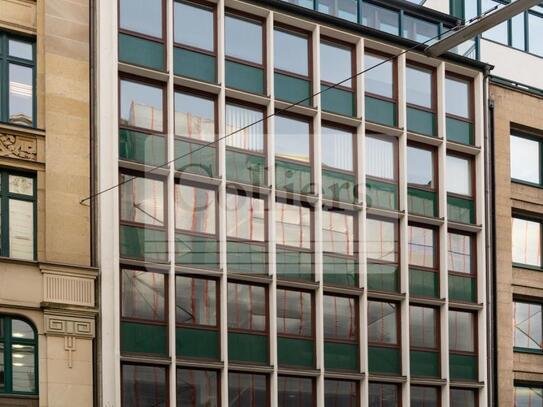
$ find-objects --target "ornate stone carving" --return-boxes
[44,314,95,338]
[0,133,37,160]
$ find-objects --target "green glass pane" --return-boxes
[176,327,219,360]
[367,179,398,210]
[121,322,167,355]
[450,0,464,18]
[407,107,436,137]
[447,117,474,145]
[119,129,165,166]
[447,196,475,224]
[275,159,312,194]
[365,96,397,127]
[408,188,437,217]
[450,354,477,380]
[174,47,216,83]
[324,342,359,371]
[410,350,440,377]
[367,263,399,292]
[225,150,265,186]
[275,73,311,106]
[228,332,268,364]
[226,60,265,95]
[175,232,218,268]
[277,337,314,368]
[175,139,216,178]
[227,240,267,275]
[321,85,355,117]
[368,346,401,375]
[120,225,168,262]
[119,33,165,71]
[448,274,476,302]
[322,169,356,203]
[276,248,313,281]
[322,254,357,286]
[409,268,439,298]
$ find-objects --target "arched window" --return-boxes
[0,315,38,395]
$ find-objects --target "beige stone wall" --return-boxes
[0,0,95,406]
[491,84,543,405]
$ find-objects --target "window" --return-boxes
[120,78,164,132]
[277,288,313,337]
[512,216,541,267]
[449,310,476,353]
[448,232,474,274]
[274,27,309,78]
[0,171,36,260]
[406,65,433,111]
[366,134,398,209]
[528,12,543,56]
[367,217,398,264]
[122,364,167,406]
[120,0,163,38]
[410,306,438,350]
[322,209,355,256]
[481,0,508,44]
[514,301,542,352]
[408,225,437,269]
[446,75,471,122]
[317,0,357,22]
[177,368,218,407]
[361,2,399,35]
[1,34,35,127]
[407,145,435,189]
[175,184,216,235]
[325,379,358,407]
[411,386,439,407]
[275,201,311,250]
[510,134,541,185]
[227,282,267,332]
[369,382,399,407]
[122,268,166,322]
[120,173,165,227]
[515,385,543,407]
[225,102,264,152]
[447,154,472,197]
[175,91,215,143]
[174,1,214,53]
[278,376,314,406]
[450,388,477,407]
[176,276,217,327]
[275,114,310,163]
[403,15,439,43]
[320,40,355,116]
[365,52,395,101]
[226,192,265,242]
[323,295,357,341]
[511,11,525,49]
[225,14,263,65]
[228,372,268,406]
[321,125,354,172]
[367,301,398,345]
[0,316,37,394]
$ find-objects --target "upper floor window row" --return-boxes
[0,32,35,128]
[511,132,543,187]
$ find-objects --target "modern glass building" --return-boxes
[95,0,490,405]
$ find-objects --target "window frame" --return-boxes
[322,293,359,344]
[409,305,440,354]
[513,297,543,354]
[450,387,478,407]
[405,62,437,115]
[175,273,220,331]
[225,98,267,157]
[408,222,439,274]
[321,121,357,177]
[176,367,220,406]
[121,362,169,407]
[447,229,476,278]
[511,212,543,270]
[325,378,360,407]
[275,198,314,256]
[366,133,399,185]
[274,111,313,170]
[226,187,268,244]
[514,382,543,407]
[364,48,398,105]
[445,72,474,127]
[227,279,269,336]
[407,142,438,193]
[367,300,401,349]
[1,32,36,128]
[320,37,356,94]
[446,151,475,200]
[449,309,478,357]
[368,382,400,407]
[228,371,270,406]
[224,10,266,67]
[0,315,39,396]
[510,130,543,188]
[273,24,312,81]
[276,287,315,341]
[410,385,441,406]
[174,180,218,238]
[173,0,217,56]
[321,206,358,261]
[278,374,316,406]
[366,215,400,279]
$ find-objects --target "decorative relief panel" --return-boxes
[0,133,37,161]
[43,272,95,307]
[44,314,95,338]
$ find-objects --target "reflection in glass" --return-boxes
[225,15,263,64]
[406,65,432,109]
[322,210,354,255]
[510,135,540,184]
[410,306,437,348]
[514,386,543,407]
[9,64,33,126]
[448,232,472,274]
[228,372,268,406]
[365,53,394,98]
[323,296,356,340]
[361,2,399,35]
[175,92,215,142]
[122,364,167,407]
[529,13,543,56]
[175,184,216,234]
[277,289,312,336]
[320,42,352,86]
[120,0,163,38]
[511,12,525,50]
[411,386,439,407]
[226,193,265,241]
[449,310,475,352]
[11,344,35,392]
[366,136,395,180]
[446,77,470,119]
[450,388,476,407]
[278,376,314,406]
[12,320,34,340]
[275,202,311,249]
[120,175,164,226]
[9,40,33,60]
[369,382,399,407]
[177,369,218,407]
[367,301,397,344]
[512,217,541,267]
[275,115,310,162]
[403,15,439,44]
[9,199,33,260]
[481,0,507,44]
[227,282,266,331]
[322,126,353,171]
[408,225,435,268]
[514,301,542,351]
[407,146,434,188]
[274,29,309,76]
[446,155,472,196]
[367,218,397,262]
[174,1,214,51]
[325,380,357,407]
[176,276,216,326]
[317,0,357,22]
[120,80,163,132]
[9,175,33,196]
[225,103,264,152]
[122,269,165,321]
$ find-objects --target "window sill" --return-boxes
[513,347,543,355]
[0,122,44,137]
[512,262,543,272]
[511,179,543,190]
